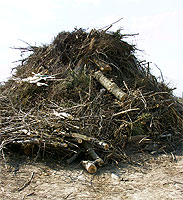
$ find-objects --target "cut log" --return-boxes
[46,141,68,148]
[92,140,109,150]
[71,133,109,150]
[72,133,92,141]
[59,131,109,150]
[67,149,84,164]
[67,137,83,144]
[92,58,112,72]
[11,138,68,148]
[12,138,39,144]
[81,160,97,174]
[83,142,104,166]
[94,70,126,101]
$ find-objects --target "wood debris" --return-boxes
[0,28,183,173]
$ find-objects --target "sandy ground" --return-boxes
[0,148,183,200]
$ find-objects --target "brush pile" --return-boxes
[0,28,183,173]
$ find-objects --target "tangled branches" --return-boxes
[0,28,183,173]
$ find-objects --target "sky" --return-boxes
[0,0,183,96]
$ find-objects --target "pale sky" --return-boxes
[0,0,183,96]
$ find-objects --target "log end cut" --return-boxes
[82,160,97,174]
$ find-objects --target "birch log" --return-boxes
[82,160,97,174]
[94,70,126,101]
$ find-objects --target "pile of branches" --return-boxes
[1,28,183,173]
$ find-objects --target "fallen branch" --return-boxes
[17,172,34,192]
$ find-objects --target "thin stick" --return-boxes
[112,108,140,117]
[99,17,123,31]
[17,172,35,192]
[1,148,7,169]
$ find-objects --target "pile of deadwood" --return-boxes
[0,28,183,173]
